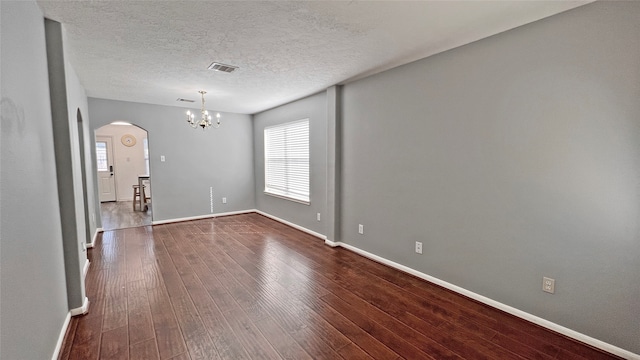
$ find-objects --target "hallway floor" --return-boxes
[100,201,151,230]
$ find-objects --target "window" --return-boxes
[96,141,108,171]
[264,119,310,204]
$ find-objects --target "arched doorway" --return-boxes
[95,122,152,230]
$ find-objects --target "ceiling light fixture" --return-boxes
[185,90,221,130]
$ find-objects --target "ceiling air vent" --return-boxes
[176,98,195,103]
[208,62,238,73]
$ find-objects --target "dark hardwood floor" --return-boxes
[59,213,621,359]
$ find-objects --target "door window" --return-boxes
[96,141,108,171]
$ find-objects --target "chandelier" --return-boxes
[186,90,221,130]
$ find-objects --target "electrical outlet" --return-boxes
[317,213,321,221]
[543,277,555,294]
[415,241,423,254]
[358,224,364,234]
[160,155,165,162]
[222,197,227,204]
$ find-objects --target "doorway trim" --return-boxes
[95,122,153,229]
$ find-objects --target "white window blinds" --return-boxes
[264,119,310,204]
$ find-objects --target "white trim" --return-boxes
[151,209,255,225]
[264,191,311,205]
[86,228,103,249]
[51,297,91,359]
[82,259,90,279]
[255,210,327,240]
[70,297,90,317]
[51,312,71,360]
[328,241,638,359]
[324,239,340,247]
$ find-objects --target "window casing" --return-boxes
[264,119,310,204]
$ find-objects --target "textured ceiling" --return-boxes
[37,1,590,114]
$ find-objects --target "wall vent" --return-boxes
[176,98,195,102]
[208,62,238,73]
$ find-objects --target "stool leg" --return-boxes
[133,186,141,211]
[142,186,147,211]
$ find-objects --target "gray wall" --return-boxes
[1,1,636,357]
[340,1,640,353]
[45,18,88,309]
[65,47,98,244]
[0,1,70,358]
[253,92,328,235]
[88,98,255,222]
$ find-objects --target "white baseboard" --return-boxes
[151,209,255,225]
[51,296,90,359]
[70,296,90,317]
[324,239,340,247]
[51,312,71,360]
[82,259,90,280]
[329,241,638,360]
[255,210,327,240]
[86,228,103,249]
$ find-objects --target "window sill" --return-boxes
[264,191,310,205]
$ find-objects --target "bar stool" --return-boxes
[132,184,146,211]
[144,190,151,211]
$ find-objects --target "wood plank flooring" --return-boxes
[59,213,622,359]
[100,201,152,231]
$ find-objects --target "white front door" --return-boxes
[96,136,117,202]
